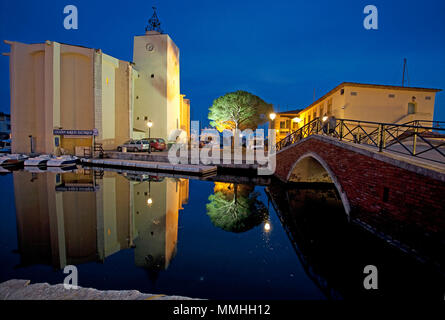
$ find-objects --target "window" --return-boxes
[388,94,395,98]
[340,89,345,95]
[426,96,431,100]
[351,92,358,96]
[408,102,416,114]
[286,120,291,129]
[280,121,286,129]
[144,116,148,121]
[151,74,154,78]
[137,117,140,120]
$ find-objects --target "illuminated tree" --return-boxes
[206,183,269,233]
[208,91,273,131]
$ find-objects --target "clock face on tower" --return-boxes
[146,43,155,52]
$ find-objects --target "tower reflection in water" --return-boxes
[13,170,189,274]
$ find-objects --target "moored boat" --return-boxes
[0,154,28,167]
[46,165,78,173]
[24,154,53,166]
[46,155,79,167]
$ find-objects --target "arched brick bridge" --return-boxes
[274,134,445,263]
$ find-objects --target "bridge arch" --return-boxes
[286,152,351,216]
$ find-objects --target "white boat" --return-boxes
[46,166,77,173]
[24,154,53,166]
[24,166,46,173]
[0,154,28,167]
[0,167,12,173]
[46,155,79,167]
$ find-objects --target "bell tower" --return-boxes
[132,7,180,141]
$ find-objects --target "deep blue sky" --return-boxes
[1,0,444,124]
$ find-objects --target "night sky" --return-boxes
[1,0,444,124]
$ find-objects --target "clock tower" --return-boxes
[132,8,180,141]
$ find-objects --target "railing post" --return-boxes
[378,124,384,152]
[413,126,418,155]
[339,120,343,141]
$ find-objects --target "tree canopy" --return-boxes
[208,91,273,131]
[206,183,269,233]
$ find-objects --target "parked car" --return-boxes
[199,136,223,148]
[142,138,167,152]
[117,140,150,152]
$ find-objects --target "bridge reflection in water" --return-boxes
[13,169,188,278]
[267,183,445,300]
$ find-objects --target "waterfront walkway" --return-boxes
[0,280,195,300]
[81,158,217,176]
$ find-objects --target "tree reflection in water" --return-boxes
[206,183,268,233]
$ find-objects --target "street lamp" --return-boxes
[146,120,153,138]
[269,113,276,121]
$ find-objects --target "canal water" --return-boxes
[0,167,443,300]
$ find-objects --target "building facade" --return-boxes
[272,82,441,141]
[4,28,190,155]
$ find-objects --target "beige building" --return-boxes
[272,82,441,141]
[3,28,190,155]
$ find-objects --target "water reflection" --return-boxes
[206,183,269,233]
[267,183,445,300]
[8,168,444,299]
[13,169,189,274]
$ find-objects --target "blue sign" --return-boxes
[53,129,98,136]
